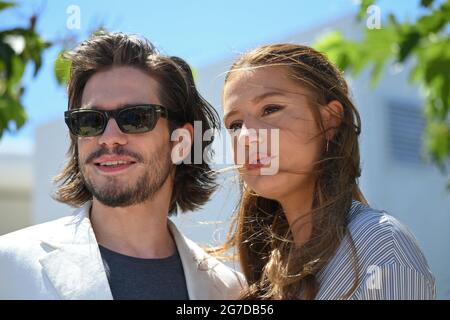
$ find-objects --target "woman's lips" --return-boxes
[243,155,273,170]
[244,163,266,170]
[258,156,272,165]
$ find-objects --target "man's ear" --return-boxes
[320,100,344,140]
[170,122,194,164]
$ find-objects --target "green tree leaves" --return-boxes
[314,0,450,175]
[0,1,51,138]
[54,50,71,85]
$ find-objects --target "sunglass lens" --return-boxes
[118,107,156,133]
[71,112,104,136]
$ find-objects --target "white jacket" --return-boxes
[0,201,245,300]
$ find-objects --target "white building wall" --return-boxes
[33,119,71,224]
[0,154,33,235]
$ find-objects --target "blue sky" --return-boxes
[0,0,427,153]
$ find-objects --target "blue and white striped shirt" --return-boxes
[315,200,436,299]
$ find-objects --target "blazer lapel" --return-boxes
[168,220,225,300]
[39,202,113,300]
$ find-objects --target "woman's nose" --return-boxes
[237,121,270,148]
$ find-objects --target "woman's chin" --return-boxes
[244,178,285,200]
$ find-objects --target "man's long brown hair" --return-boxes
[54,32,220,214]
[218,44,368,299]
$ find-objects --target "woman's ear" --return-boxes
[170,122,194,164]
[321,100,344,140]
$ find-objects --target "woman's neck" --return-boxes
[278,187,315,247]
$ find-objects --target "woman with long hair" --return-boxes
[219,44,435,299]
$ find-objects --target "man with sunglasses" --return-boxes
[0,32,244,299]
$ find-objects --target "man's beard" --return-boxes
[80,145,172,207]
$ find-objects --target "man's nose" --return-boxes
[97,118,127,147]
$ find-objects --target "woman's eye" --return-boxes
[228,122,242,132]
[262,105,282,116]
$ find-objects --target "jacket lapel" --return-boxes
[39,202,113,300]
[168,220,226,299]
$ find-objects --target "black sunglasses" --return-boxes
[64,104,170,137]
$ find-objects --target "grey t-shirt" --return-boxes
[99,245,189,300]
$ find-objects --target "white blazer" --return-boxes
[0,201,245,300]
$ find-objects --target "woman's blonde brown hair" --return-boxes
[219,44,368,299]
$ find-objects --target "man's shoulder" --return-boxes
[0,215,76,254]
[0,212,84,300]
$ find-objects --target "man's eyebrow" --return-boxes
[79,103,150,110]
[79,103,95,109]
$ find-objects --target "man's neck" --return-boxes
[89,191,176,259]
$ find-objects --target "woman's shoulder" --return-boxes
[347,201,410,241]
[316,200,436,299]
[346,200,432,276]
